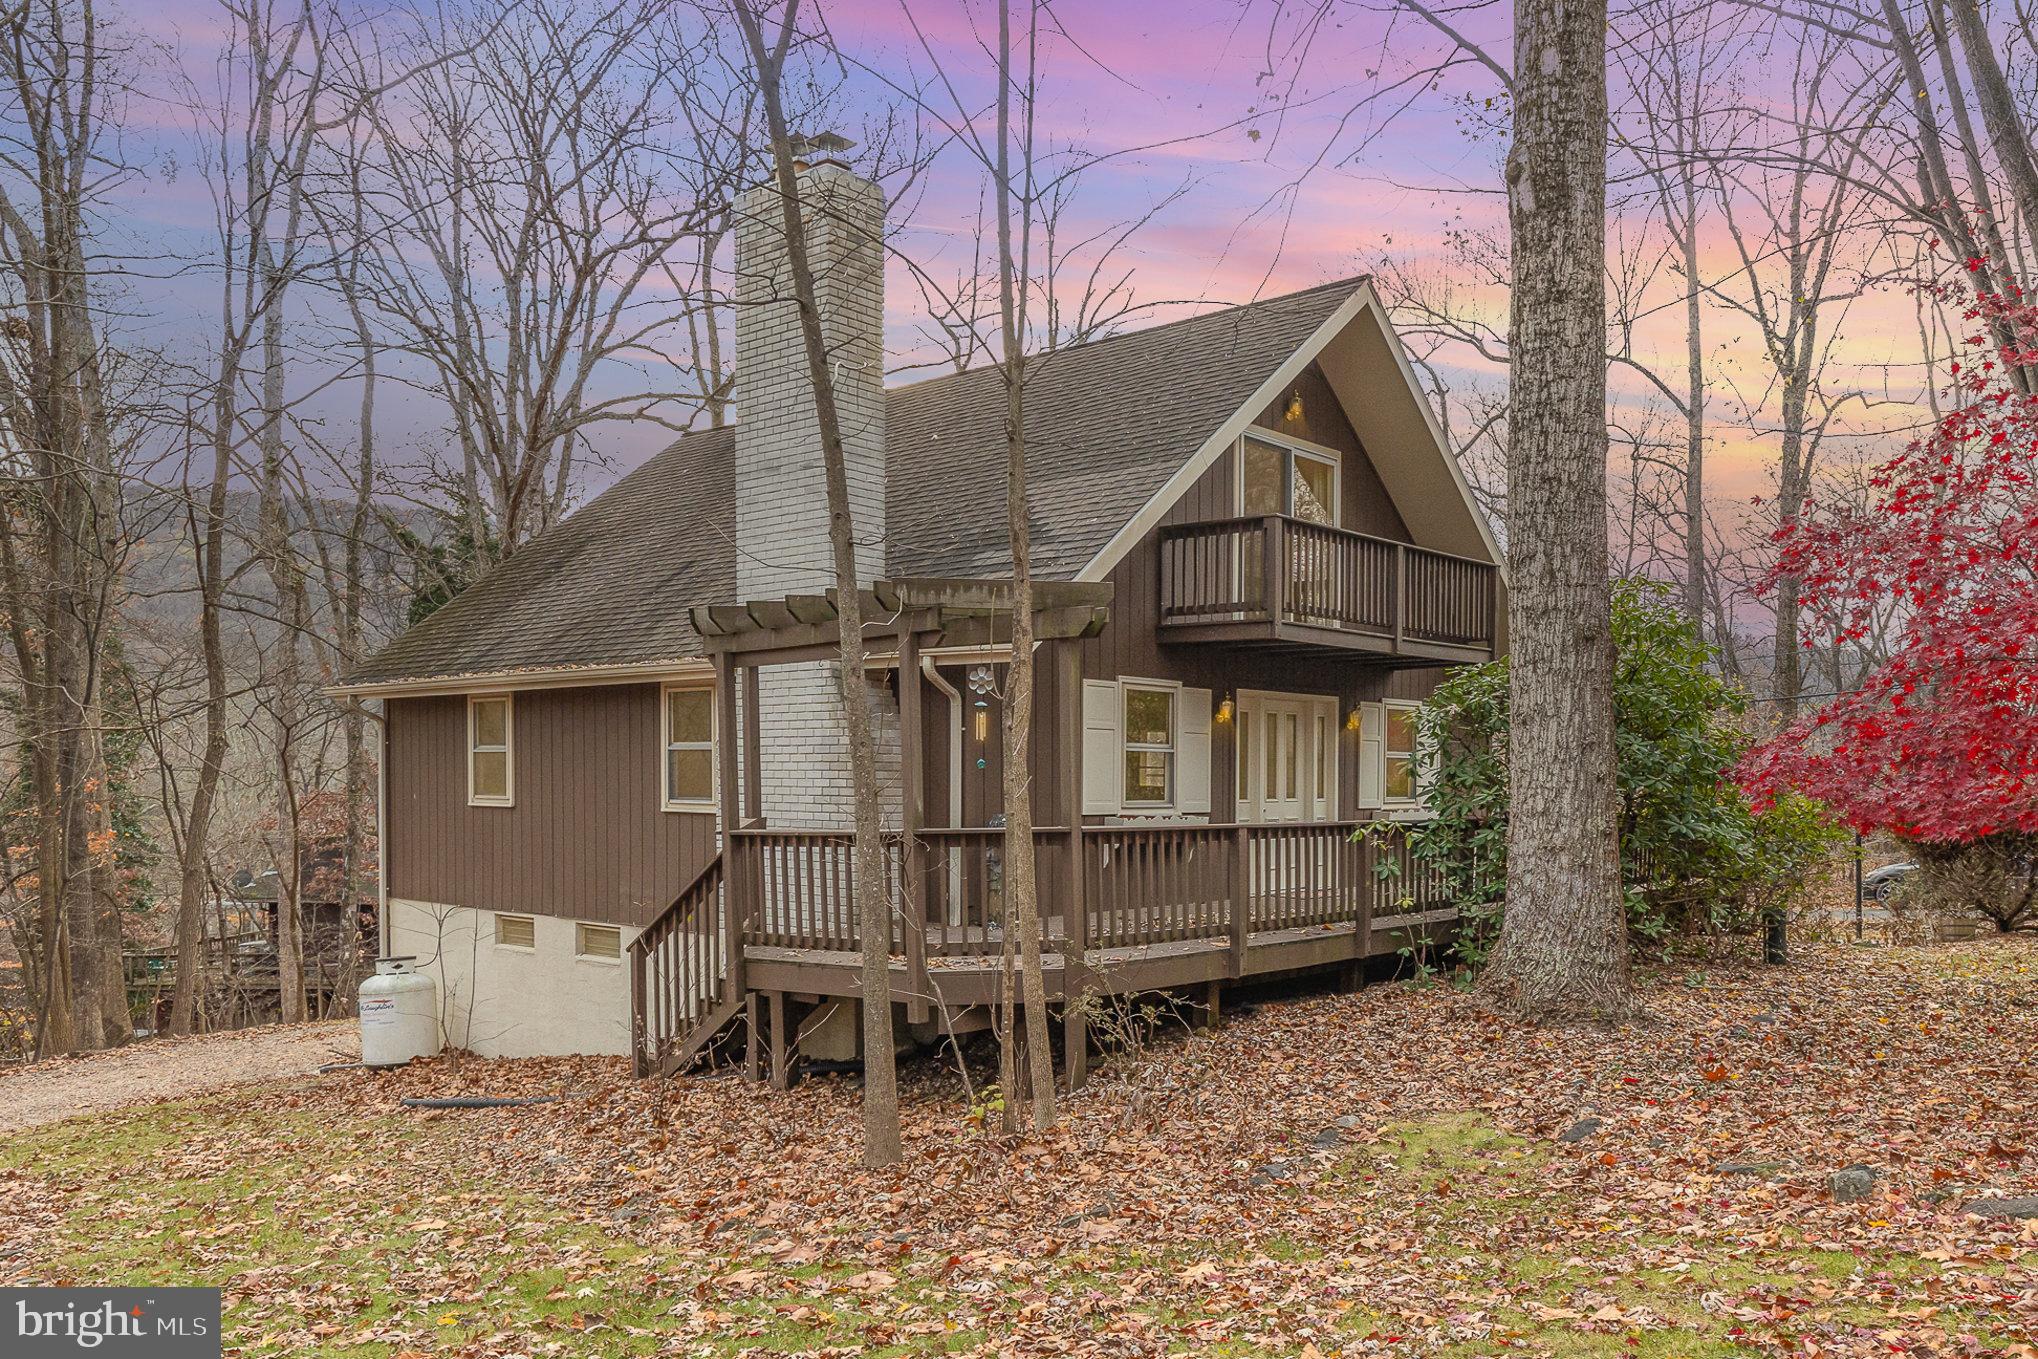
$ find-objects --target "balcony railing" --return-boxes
[1158,514,1499,655]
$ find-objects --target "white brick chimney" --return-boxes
[733,134,898,827]
[735,133,887,596]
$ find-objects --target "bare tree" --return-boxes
[0,0,142,1054]
[1704,27,1880,719]
[733,0,902,1168]
[333,0,751,559]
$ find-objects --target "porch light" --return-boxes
[1345,708,1362,732]
[1283,390,1304,423]
[1215,695,1235,724]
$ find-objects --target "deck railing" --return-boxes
[628,854,729,1076]
[633,819,1457,1073]
[1158,514,1499,652]
[719,819,1450,959]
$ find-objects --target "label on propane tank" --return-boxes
[360,997,397,1026]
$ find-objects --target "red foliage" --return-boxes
[1740,284,2038,840]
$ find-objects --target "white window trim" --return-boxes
[660,681,717,813]
[575,922,624,964]
[1121,677,1182,809]
[1237,430,1342,528]
[467,693,514,808]
[1382,700,1421,807]
[493,913,536,952]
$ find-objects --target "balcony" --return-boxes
[1158,514,1500,661]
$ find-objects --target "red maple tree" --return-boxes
[1739,282,2038,840]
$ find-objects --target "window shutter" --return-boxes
[1358,702,1386,809]
[1177,687,1213,814]
[1081,680,1123,815]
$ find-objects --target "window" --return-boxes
[1236,710,1253,803]
[468,695,513,806]
[1384,704,1419,803]
[494,914,535,950]
[1240,434,1339,527]
[1122,683,1177,806]
[662,684,715,810]
[576,923,622,961]
[1315,713,1329,802]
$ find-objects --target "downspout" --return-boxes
[376,699,390,958]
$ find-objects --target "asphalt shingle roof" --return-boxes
[348,276,1361,686]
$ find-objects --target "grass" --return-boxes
[5,1097,2028,1357]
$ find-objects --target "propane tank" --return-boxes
[358,956,441,1067]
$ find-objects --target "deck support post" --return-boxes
[1262,515,1288,623]
[1064,1001,1087,1090]
[1203,979,1222,1030]
[898,628,929,1024]
[742,659,762,825]
[744,991,761,1082]
[1058,638,1089,1091]
[768,990,789,1090]
[716,652,748,1005]
[1228,824,1250,979]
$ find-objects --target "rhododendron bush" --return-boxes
[1740,287,2038,840]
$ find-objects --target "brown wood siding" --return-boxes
[386,685,717,928]
[1051,361,1450,823]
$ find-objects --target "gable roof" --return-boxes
[343,276,1371,690]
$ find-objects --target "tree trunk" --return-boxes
[1481,0,1633,1021]
[1678,168,1706,631]
[1941,0,2038,248]
[168,415,235,1036]
[734,0,902,1167]
[994,0,1057,1132]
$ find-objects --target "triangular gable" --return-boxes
[1074,280,1504,584]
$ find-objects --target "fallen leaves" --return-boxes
[1,937,2035,1359]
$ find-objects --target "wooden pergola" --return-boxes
[685,576,1112,1041]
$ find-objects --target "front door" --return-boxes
[1237,693,1335,823]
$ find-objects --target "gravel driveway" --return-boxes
[0,1021,358,1135]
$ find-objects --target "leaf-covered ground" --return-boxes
[2,937,2033,1358]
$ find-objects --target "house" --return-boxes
[334,139,1505,1077]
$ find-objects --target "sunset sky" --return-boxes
[97,0,1937,520]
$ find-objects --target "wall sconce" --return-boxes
[1283,390,1304,423]
[1214,695,1235,725]
[1345,708,1362,732]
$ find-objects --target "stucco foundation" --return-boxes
[388,899,639,1058]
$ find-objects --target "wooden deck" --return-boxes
[629,819,1455,1080]
[1157,514,1500,662]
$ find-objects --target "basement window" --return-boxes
[576,923,623,962]
[468,694,513,806]
[494,914,535,950]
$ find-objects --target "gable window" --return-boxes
[468,695,513,806]
[662,684,716,811]
[1122,682,1178,807]
[1383,703,1419,803]
[576,922,623,961]
[1240,434,1339,528]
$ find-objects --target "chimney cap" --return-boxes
[789,130,856,169]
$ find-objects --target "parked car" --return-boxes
[1864,861,1917,902]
